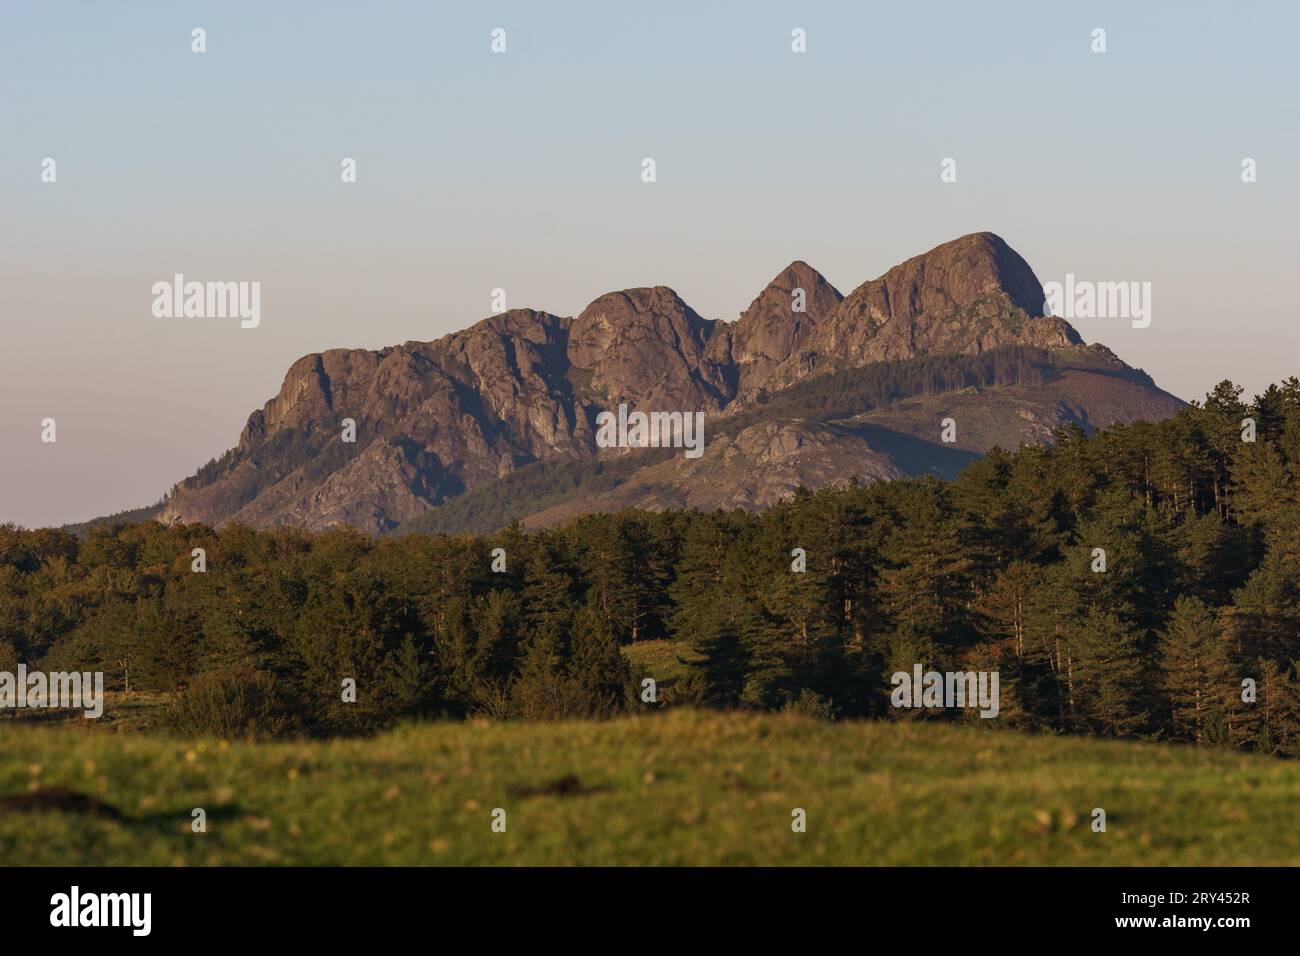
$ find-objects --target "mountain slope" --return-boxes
[153,233,1184,534]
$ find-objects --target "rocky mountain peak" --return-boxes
[152,234,1172,535]
[726,261,844,401]
[569,286,732,412]
[863,232,1047,322]
[769,233,1081,383]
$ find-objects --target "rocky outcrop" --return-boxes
[757,233,1081,390]
[717,260,844,402]
[154,233,1182,533]
[569,288,733,413]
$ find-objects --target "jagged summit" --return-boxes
[718,260,843,402]
[569,287,731,412]
[153,234,1179,533]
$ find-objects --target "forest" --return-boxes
[2,377,1299,754]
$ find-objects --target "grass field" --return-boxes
[622,638,704,699]
[3,709,1298,865]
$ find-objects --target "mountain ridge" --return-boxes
[145,232,1184,534]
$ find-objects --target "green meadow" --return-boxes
[3,708,1298,866]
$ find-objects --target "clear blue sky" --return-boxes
[3,0,1298,527]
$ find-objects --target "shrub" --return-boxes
[165,667,297,740]
[671,668,713,707]
[782,689,836,720]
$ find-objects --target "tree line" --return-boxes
[2,377,1299,751]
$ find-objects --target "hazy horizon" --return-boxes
[4,0,1298,528]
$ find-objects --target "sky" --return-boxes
[2,0,1298,528]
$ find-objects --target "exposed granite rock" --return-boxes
[764,233,1081,388]
[154,233,1181,533]
[720,260,844,402]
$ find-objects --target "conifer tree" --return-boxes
[1158,596,1235,744]
[1072,608,1148,737]
[508,626,582,721]
[1247,659,1300,756]
[878,479,974,645]
[570,602,632,716]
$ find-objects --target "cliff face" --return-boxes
[745,233,1080,392]
[156,233,1183,533]
[717,259,845,402]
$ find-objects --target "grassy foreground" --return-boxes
[2,709,1298,866]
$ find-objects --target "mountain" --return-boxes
[149,233,1184,535]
